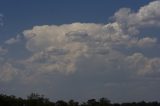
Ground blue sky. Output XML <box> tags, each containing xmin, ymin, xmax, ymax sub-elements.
<box><xmin>0</xmin><ymin>0</ymin><xmax>150</xmax><ymax>39</ymax></box>
<box><xmin>0</xmin><ymin>0</ymin><xmax>160</xmax><ymax>103</ymax></box>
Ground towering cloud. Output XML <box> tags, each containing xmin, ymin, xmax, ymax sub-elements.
<box><xmin>0</xmin><ymin>0</ymin><xmax>160</xmax><ymax>83</ymax></box>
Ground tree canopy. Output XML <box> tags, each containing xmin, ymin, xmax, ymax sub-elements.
<box><xmin>0</xmin><ymin>93</ymin><xmax>160</xmax><ymax>106</ymax></box>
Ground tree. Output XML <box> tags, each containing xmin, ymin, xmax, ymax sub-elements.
<box><xmin>27</xmin><ymin>93</ymin><xmax>52</xmax><ymax>106</ymax></box>
<box><xmin>87</xmin><ymin>99</ymin><xmax>98</xmax><ymax>106</ymax></box>
<box><xmin>68</xmin><ymin>100</ymin><xmax>79</xmax><ymax>106</ymax></box>
<box><xmin>55</xmin><ymin>100</ymin><xmax>68</xmax><ymax>106</ymax></box>
<box><xmin>99</xmin><ymin>98</ymin><xmax>111</xmax><ymax>106</ymax></box>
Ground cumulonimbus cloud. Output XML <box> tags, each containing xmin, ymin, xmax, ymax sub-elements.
<box><xmin>1</xmin><ymin>0</ymin><xmax>160</xmax><ymax>82</ymax></box>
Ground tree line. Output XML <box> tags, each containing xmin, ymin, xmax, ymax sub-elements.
<box><xmin>0</xmin><ymin>93</ymin><xmax>160</xmax><ymax>106</ymax></box>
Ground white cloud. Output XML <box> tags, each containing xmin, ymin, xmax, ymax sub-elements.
<box><xmin>21</xmin><ymin>22</ymin><xmax>159</xmax><ymax>77</ymax></box>
<box><xmin>23</xmin><ymin>42</ymin><xmax>88</xmax><ymax>74</ymax></box>
<box><xmin>113</xmin><ymin>0</ymin><xmax>160</xmax><ymax>37</ymax></box>
<box><xmin>126</xmin><ymin>53</ymin><xmax>160</xmax><ymax>76</ymax></box>
<box><xmin>23</xmin><ymin>23</ymin><xmax>102</xmax><ymax>52</ymax></box>
<box><xmin>22</xmin><ymin>23</ymin><xmax>99</xmax><ymax>74</ymax></box>
<box><xmin>137</xmin><ymin>0</ymin><xmax>160</xmax><ymax>26</ymax></box>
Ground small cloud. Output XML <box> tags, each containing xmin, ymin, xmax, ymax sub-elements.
<box><xmin>5</xmin><ymin>35</ymin><xmax>21</xmax><ymax>44</ymax></box>
<box><xmin>0</xmin><ymin>46</ymin><xmax>7</xmax><ymax>55</ymax></box>
<box><xmin>137</xmin><ymin>37</ymin><xmax>157</xmax><ymax>47</ymax></box>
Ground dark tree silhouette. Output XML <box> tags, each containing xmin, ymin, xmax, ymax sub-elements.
<box><xmin>87</xmin><ymin>99</ymin><xmax>98</xmax><ymax>106</ymax></box>
<box><xmin>68</xmin><ymin>100</ymin><xmax>79</xmax><ymax>106</ymax></box>
<box><xmin>55</xmin><ymin>100</ymin><xmax>68</xmax><ymax>106</ymax></box>
<box><xmin>99</xmin><ymin>98</ymin><xmax>111</xmax><ymax>106</ymax></box>
<box><xmin>0</xmin><ymin>93</ymin><xmax>160</xmax><ymax>106</ymax></box>
<box><xmin>27</xmin><ymin>93</ymin><xmax>54</xmax><ymax>106</ymax></box>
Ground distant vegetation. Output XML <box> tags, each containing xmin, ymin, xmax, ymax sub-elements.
<box><xmin>0</xmin><ymin>93</ymin><xmax>160</xmax><ymax>106</ymax></box>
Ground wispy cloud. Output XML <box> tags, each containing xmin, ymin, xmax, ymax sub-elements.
<box><xmin>5</xmin><ymin>35</ymin><xmax>21</xmax><ymax>45</ymax></box>
<box><xmin>0</xmin><ymin>14</ymin><xmax>4</xmax><ymax>27</ymax></box>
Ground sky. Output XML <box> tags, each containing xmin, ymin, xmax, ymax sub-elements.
<box><xmin>0</xmin><ymin>0</ymin><xmax>160</xmax><ymax>103</ymax></box>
